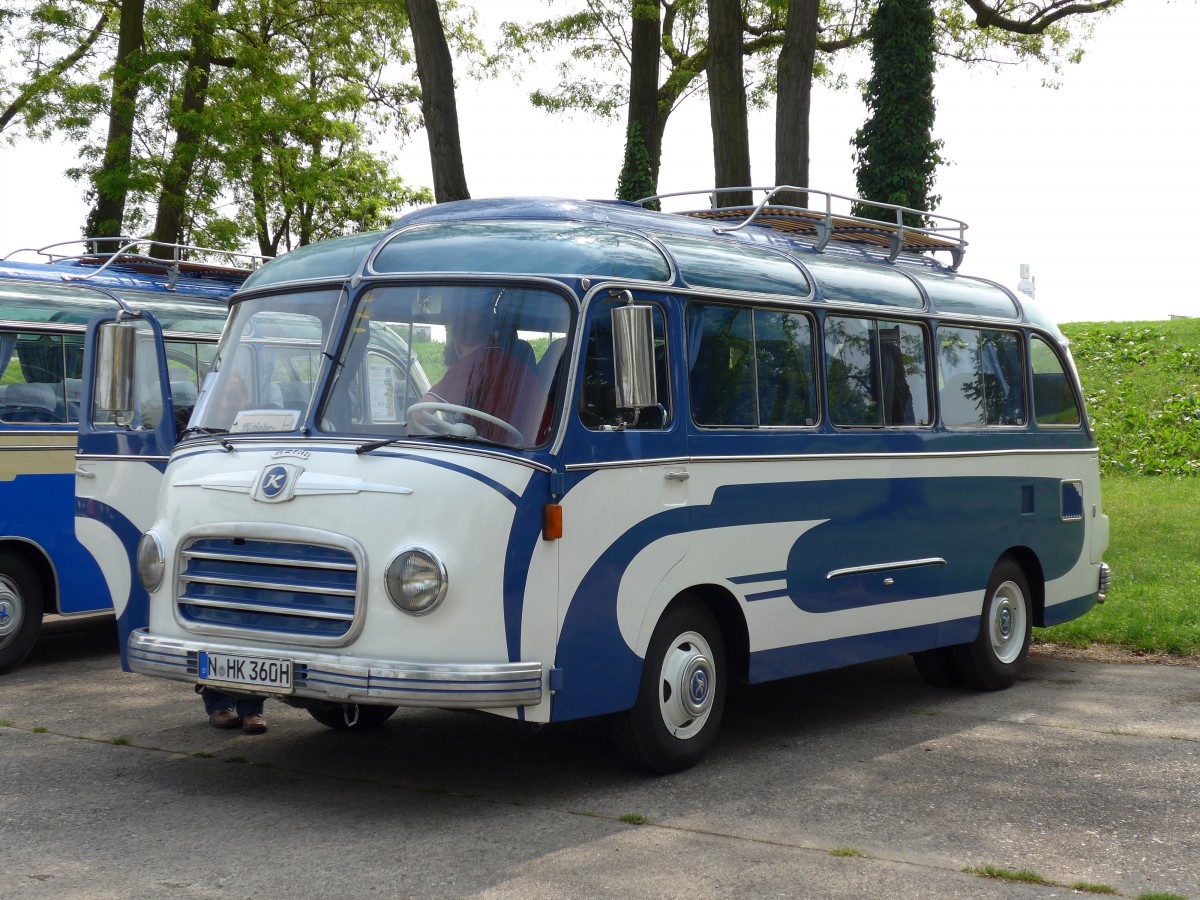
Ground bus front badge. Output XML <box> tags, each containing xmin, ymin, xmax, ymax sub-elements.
<box><xmin>253</xmin><ymin>463</ymin><xmax>302</xmax><ymax>503</ymax></box>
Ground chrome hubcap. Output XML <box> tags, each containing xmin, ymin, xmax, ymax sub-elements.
<box><xmin>658</xmin><ymin>630</ymin><xmax>716</xmax><ymax>740</ymax></box>
<box><xmin>0</xmin><ymin>577</ymin><xmax>21</xmax><ymax>642</ymax></box>
<box><xmin>988</xmin><ymin>580</ymin><xmax>1027</xmax><ymax>665</ymax></box>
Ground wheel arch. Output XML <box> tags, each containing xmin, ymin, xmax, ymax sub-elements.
<box><xmin>663</xmin><ymin>583</ymin><xmax>750</xmax><ymax>685</ymax></box>
<box><xmin>0</xmin><ymin>537</ymin><xmax>59</xmax><ymax>614</ymax></box>
<box><xmin>1000</xmin><ymin>546</ymin><xmax>1045</xmax><ymax>628</ymax></box>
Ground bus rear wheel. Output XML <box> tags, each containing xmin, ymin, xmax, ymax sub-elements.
<box><xmin>307</xmin><ymin>702</ymin><xmax>397</xmax><ymax>731</ymax></box>
<box><xmin>0</xmin><ymin>552</ymin><xmax>43</xmax><ymax>674</ymax></box>
<box><xmin>952</xmin><ymin>558</ymin><xmax>1032</xmax><ymax>691</ymax></box>
<box><xmin>617</xmin><ymin>598</ymin><xmax>726</xmax><ymax>774</ymax></box>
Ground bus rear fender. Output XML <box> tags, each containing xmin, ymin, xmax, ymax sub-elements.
<box><xmin>1000</xmin><ymin>546</ymin><xmax>1046</xmax><ymax>628</ymax></box>
<box><xmin>0</xmin><ymin>538</ymin><xmax>58</xmax><ymax>614</ymax></box>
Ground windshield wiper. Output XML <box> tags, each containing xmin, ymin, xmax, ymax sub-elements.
<box><xmin>355</xmin><ymin>436</ymin><xmax>406</xmax><ymax>455</ymax></box>
<box><xmin>357</xmin><ymin>429</ymin><xmax>507</xmax><ymax>454</ymax></box>
<box><xmin>181</xmin><ymin>426</ymin><xmax>235</xmax><ymax>452</ymax></box>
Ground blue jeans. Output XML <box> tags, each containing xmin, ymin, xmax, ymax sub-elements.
<box><xmin>199</xmin><ymin>686</ymin><xmax>264</xmax><ymax>718</ymax></box>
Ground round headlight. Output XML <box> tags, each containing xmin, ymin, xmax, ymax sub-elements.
<box><xmin>136</xmin><ymin>531</ymin><xmax>165</xmax><ymax>592</ymax></box>
<box><xmin>384</xmin><ymin>547</ymin><xmax>447</xmax><ymax>615</ymax></box>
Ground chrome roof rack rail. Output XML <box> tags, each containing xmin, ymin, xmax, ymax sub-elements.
<box><xmin>636</xmin><ymin>186</ymin><xmax>968</xmax><ymax>270</ymax></box>
<box><xmin>3</xmin><ymin>236</ymin><xmax>268</xmax><ymax>289</ymax></box>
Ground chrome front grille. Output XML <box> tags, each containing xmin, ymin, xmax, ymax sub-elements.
<box><xmin>177</xmin><ymin>536</ymin><xmax>361</xmax><ymax>643</ymax></box>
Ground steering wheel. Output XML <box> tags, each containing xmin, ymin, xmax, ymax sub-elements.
<box><xmin>406</xmin><ymin>401</ymin><xmax>524</xmax><ymax>444</ymax></box>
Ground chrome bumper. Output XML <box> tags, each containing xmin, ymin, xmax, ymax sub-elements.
<box><xmin>127</xmin><ymin>628</ymin><xmax>543</xmax><ymax>708</ymax></box>
<box><xmin>1098</xmin><ymin>562</ymin><xmax>1112</xmax><ymax>604</ymax></box>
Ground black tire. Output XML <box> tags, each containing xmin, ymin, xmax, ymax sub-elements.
<box><xmin>952</xmin><ymin>558</ymin><xmax>1033</xmax><ymax>691</ymax></box>
<box><xmin>307</xmin><ymin>702</ymin><xmax>397</xmax><ymax>730</ymax></box>
<box><xmin>0</xmin><ymin>551</ymin><xmax>43</xmax><ymax>675</ymax></box>
<box><xmin>912</xmin><ymin>647</ymin><xmax>963</xmax><ymax>688</ymax></box>
<box><xmin>616</xmin><ymin>598</ymin><xmax>727</xmax><ymax>774</ymax></box>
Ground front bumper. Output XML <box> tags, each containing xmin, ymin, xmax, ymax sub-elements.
<box><xmin>127</xmin><ymin>628</ymin><xmax>543</xmax><ymax>709</ymax></box>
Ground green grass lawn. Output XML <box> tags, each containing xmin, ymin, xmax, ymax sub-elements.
<box><xmin>1036</xmin><ymin>319</ymin><xmax>1199</xmax><ymax>658</ymax></box>
<box><xmin>1036</xmin><ymin>475</ymin><xmax>1200</xmax><ymax>656</ymax></box>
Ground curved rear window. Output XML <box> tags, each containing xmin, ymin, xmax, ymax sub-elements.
<box><xmin>372</xmin><ymin>222</ymin><xmax>671</xmax><ymax>281</ymax></box>
<box><xmin>801</xmin><ymin>255</ymin><xmax>924</xmax><ymax>309</ymax></box>
<box><xmin>658</xmin><ymin>234</ymin><xmax>811</xmax><ymax>298</ymax></box>
<box><xmin>914</xmin><ymin>272</ymin><xmax>1019</xmax><ymax>319</ymax></box>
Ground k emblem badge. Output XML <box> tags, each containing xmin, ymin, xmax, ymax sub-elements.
<box><xmin>253</xmin><ymin>463</ymin><xmax>302</xmax><ymax>503</ymax></box>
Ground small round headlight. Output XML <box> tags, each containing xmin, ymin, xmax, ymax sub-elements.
<box><xmin>136</xmin><ymin>531</ymin><xmax>165</xmax><ymax>592</ymax></box>
<box><xmin>384</xmin><ymin>547</ymin><xmax>447</xmax><ymax>615</ymax></box>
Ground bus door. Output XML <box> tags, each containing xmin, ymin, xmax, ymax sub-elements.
<box><xmin>75</xmin><ymin>311</ymin><xmax>176</xmax><ymax>669</ymax></box>
<box><xmin>552</xmin><ymin>292</ymin><xmax>688</xmax><ymax>721</ymax></box>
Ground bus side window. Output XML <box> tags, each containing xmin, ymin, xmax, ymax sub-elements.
<box><xmin>938</xmin><ymin>326</ymin><xmax>1026</xmax><ymax>427</ymax></box>
<box><xmin>755</xmin><ymin>310</ymin><xmax>817</xmax><ymax>427</ymax></box>
<box><xmin>688</xmin><ymin>304</ymin><xmax>755</xmax><ymax>427</ymax></box>
<box><xmin>1031</xmin><ymin>336</ymin><xmax>1082</xmax><ymax>426</ymax></box>
<box><xmin>824</xmin><ymin>316</ymin><xmax>930</xmax><ymax>428</ymax></box>
<box><xmin>0</xmin><ymin>331</ymin><xmax>76</xmax><ymax>425</ymax></box>
<box><xmin>580</xmin><ymin>300</ymin><xmax>669</xmax><ymax>430</ymax></box>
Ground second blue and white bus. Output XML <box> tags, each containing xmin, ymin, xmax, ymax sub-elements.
<box><xmin>0</xmin><ymin>240</ymin><xmax>250</xmax><ymax>672</ymax></box>
<box><xmin>80</xmin><ymin>190</ymin><xmax>1110</xmax><ymax>772</ymax></box>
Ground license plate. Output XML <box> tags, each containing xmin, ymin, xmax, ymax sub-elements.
<box><xmin>199</xmin><ymin>651</ymin><xmax>293</xmax><ymax>693</ymax></box>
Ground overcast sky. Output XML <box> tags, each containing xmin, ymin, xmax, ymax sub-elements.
<box><xmin>2</xmin><ymin>0</ymin><xmax>1197</xmax><ymax>324</ymax></box>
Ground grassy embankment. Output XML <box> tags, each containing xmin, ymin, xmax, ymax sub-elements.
<box><xmin>1036</xmin><ymin>318</ymin><xmax>1200</xmax><ymax>656</ymax></box>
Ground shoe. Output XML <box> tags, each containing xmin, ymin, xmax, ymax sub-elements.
<box><xmin>209</xmin><ymin>708</ymin><xmax>241</xmax><ymax>729</ymax></box>
<box><xmin>241</xmin><ymin>713</ymin><xmax>268</xmax><ymax>734</ymax></box>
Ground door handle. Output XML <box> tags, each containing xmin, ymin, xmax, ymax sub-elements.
<box><xmin>75</xmin><ymin>467</ymin><xmax>95</xmax><ymax>478</ymax></box>
<box><xmin>664</xmin><ymin>470</ymin><xmax>689</xmax><ymax>481</ymax></box>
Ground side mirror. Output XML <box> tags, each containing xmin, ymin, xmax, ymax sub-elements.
<box><xmin>95</xmin><ymin>321</ymin><xmax>137</xmax><ymax>415</ymax></box>
<box><xmin>611</xmin><ymin>303</ymin><xmax>657</xmax><ymax>409</ymax></box>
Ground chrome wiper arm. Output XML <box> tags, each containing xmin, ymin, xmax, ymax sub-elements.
<box><xmin>355</xmin><ymin>436</ymin><xmax>405</xmax><ymax>455</ymax></box>
<box><xmin>180</xmin><ymin>426</ymin><xmax>235</xmax><ymax>452</ymax></box>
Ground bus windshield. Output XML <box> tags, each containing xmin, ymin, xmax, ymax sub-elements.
<box><xmin>321</xmin><ymin>284</ymin><xmax>571</xmax><ymax>449</ymax></box>
<box><xmin>191</xmin><ymin>288</ymin><xmax>342</xmax><ymax>434</ymax></box>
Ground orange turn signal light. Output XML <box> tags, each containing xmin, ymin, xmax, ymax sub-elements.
<box><xmin>543</xmin><ymin>503</ymin><xmax>563</xmax><ymax>541</ymax></box>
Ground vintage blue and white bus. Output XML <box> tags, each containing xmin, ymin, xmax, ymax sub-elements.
<box><xmin>82</xmin><ymin>191</ymin><xmax>1110</xmax><ymax>772</ymax></box>
<box><xmin>0</xmin><ymin>240</ymin><xmax>251</xmax><ymax>671</ymax></box>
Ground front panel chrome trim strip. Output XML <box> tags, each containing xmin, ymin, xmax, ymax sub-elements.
<box><xmin>127</xmin><ymin>629</ymin><xmax>543</xmax><ymax>708</ymax></box>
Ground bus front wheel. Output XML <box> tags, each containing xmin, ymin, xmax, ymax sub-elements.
<box><xmin>617</xmin><ymin>598</ymin><xmax>727</xmax><ymax>774</ymax></box>
<box><xmin>0</xmin><ymin>551</ymin><xmax>43</xmax><ymax>674</ymax></box>
<box><xmin>307</xmin><ymin>702</ymin><xmax>397</xmax><ymax>731</ymax></box>
<box><xmin>953</xmin><ymin>558</ymin><xmax>1032</xmax><ymax>691</ymax></box>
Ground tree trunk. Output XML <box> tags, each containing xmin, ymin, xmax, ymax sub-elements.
<box><xmin>618</xmin><ymin>0</ymin><xmax>662</xmax><ymax>203</ymax></box>
<box><xmin>150</xmin><ymin>0</ymin><xmax>220</xmax><ymax>256</ymax></box>
<box><xmin>706</xmin><ymin>0</ymin><xmax>751</xmax><ymax>208</ymax></box>
<box><xmin>774</xmin><ymin>0</ymin><xmax>819</xmax><ymax>209</ymax></box>
<box><xmin>405</xmin><ymin>0</ymin><xmax>469</xmax><ymax>203</ymax></box>
<box><xmin>86</xmin><ymin>0</ymin><xmax>146</xmax><ymax>240</ymax></box>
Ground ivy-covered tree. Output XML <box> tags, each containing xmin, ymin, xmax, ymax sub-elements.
<box><xmin>851</xmin><ymin>0</ymin><xmax>942</xmax><ymax>225</ymax></box>
<box><xmin>616</xmin><ymin>0</ymin><xmax>662</xmax><ymax>203</ymax></box>
<box><xmin>851</xmin><ymin>0</ymin><xmax>1120</xmax><ymax>224</ymax></box>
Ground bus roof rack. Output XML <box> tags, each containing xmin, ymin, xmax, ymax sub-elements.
<box><xmin>637</xmin><ymin>186</ymin><xmax>968</xmax><ymax>270</ymax></box>
<box><xmin>2</xmin><ymin>236</ymin><xmax>268</xmax><ymax>288</ymax></box>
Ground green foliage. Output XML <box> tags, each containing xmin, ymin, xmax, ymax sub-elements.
<box><xmin>616</xmin><ymin>121</ymin><xmax>657</xmax><ymax>204</ymax></box>
<box><xmin>1064</xmin><ymin>319</ymin><xmax>1200</xmax><ymax>477</ymax></box>
<box><xmin>852</xmin><ymin>0</ymin><xmax>942</xmax><ymax>224</ymax></box>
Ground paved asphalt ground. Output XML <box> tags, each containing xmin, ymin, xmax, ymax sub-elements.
<box><xmin>2</xmin><ymin>616</ymin><xmax>1197</xmax><ymax>900</ymax></box>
